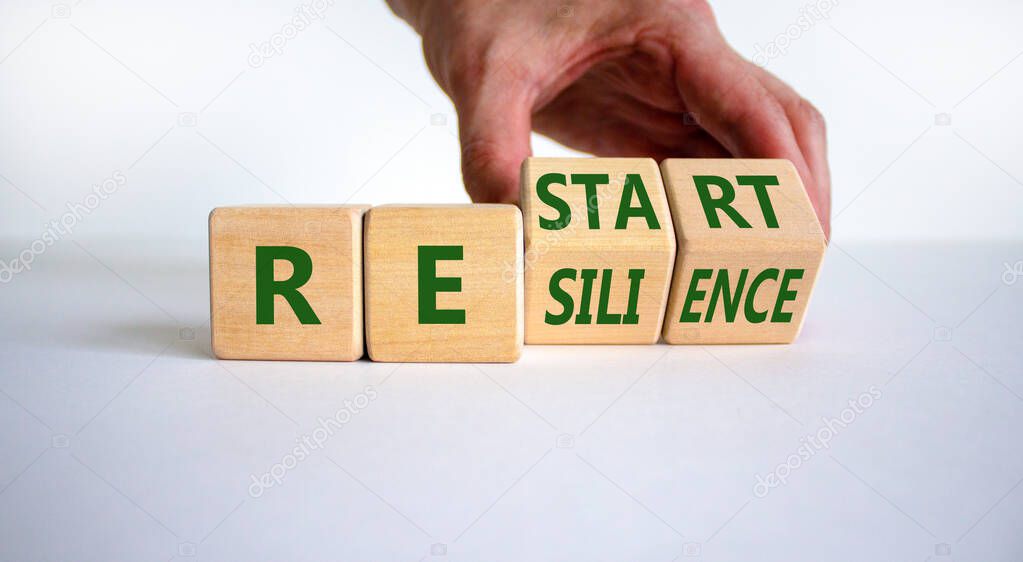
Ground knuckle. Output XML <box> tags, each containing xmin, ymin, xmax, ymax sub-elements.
<box><xmin>448</xmin><ymin>39</ymin><xmax>527</xmax><ymax>96</ymax></box>
<box><xmin>794</xmin><ymin>98</ymin><xmax>826</xmax><ymax>132</ymax></box>
<box><xmin>719</xmin><ymin>76</ymin><xmax>784</xmax><ymax>128</ymax></box>
<box><xmin>679</xmin><ymin>0</ymin><xmax>713</xmax><ymax>17</ymax></box>
<box><xmin>657</xmin><ymin>0</ymin><xmax>715</xmax><ymax>24</ymax></box>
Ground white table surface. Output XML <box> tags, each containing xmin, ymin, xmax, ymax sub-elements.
<box><xmin>1</xmin><ymin>238</ymin><xmax>1021</xmax><ymax>561</ymax></box>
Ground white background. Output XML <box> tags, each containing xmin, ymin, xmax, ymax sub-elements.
<box><xmin>1</xmin><ymin>1</ymin><xmax>1022</xmax><ymax>561</ymax></box>
<box><xmin>0</xmin><ymin>0</ymin><xmax>1021</xmax><ymax>244</ymax></box>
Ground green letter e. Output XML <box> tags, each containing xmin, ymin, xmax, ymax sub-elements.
<box><xmin>418</xmin><ymin>245</ymin><xmax>466</xmax><ymax>324</ymax></box>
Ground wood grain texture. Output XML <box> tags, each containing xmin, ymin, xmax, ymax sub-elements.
<box><xmin>520</xmin><ymin>158</ymin><xmax>676</xmax><ymax>344</ymax></box>
<box><xmin>364</xmin><ymin>205</ymin><xmax>523</xmax><ymax>363</ymax></box>
<box><xmin>660</xmin><ymin>159</ymin><xmax>826</xmax><ymax>344</ymax></box>
<box><xmin>209</xmin><ymin>205</ymin><xmax>367</xmax><ymax>361</ymax></box>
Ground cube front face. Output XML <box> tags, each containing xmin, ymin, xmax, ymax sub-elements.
<box><xmin>660</xmin><ymin>159</ymin><xmax>826</xmax><ymax>344</ymax></box>
<box><xmin>364</xmin><ymin>205</ymin><xmax>523</xmax><ymax>362</ymax></box>
<box><xmin>521</xmin><ymin>158</ymin><xmax>676</xmax><ymax>344</ymax></box>
<box><xmin>209</xmin><ymin>206</ymin><xmax>366</xmax><ymax>361</ymax></box>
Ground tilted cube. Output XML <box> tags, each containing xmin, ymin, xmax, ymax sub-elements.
<box><xmin>660</xmin><ymin>159</ymin><xmax>826</xmax><ymax>344</ymax></box>
<box><xmin>520</xmin><ymin>158</ymin><xmax>676</xmax><ymax>344</ymax></box>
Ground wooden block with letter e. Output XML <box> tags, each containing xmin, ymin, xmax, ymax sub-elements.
<box><xmin>363</xmin><ymin>205</ymin><xmax>523</xmax><ymax>362</ymax></box>
<box><xmin>520</xmin><ymin>157</ymin><xmax>676</xmax><ymax>344</ymax></box>
<box><xmin>209</xmin><ymin>205</ymin><xmax>367</xmax><ymax>361</ymax></box>
<box><xmin>660</xmin><ymin>159</ymin><xmax>826</xmax><ymax>344</ymax></box>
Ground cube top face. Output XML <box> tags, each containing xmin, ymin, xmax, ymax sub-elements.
<box><xmin>520</xmin><ymin>158</ymin><xmax>676</xmax><ymax>344</ymax></box>
<box><xmin>660</xmin><ymin>160</ymin><xmax>825</xmax><ymax>344</ymax></box>
<box><xmin>209</xmin><ymin>206</ymin><xmax>366</xmax><ymax>361</ymax></box>
<box><xmin>364</xmin><ymin>205</ymin><xmax>523</xmax><ymax>363</ymax></box>
<box><xmin>660</xmin><ymin>159</ymin><xmax>825</xmax><ymax>251</ymax></box>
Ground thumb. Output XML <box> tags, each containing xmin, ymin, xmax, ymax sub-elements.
<box><xmin>457</xmin><ymin>80</ymin><xmax>534</xmax><ymax>204</ymax></box>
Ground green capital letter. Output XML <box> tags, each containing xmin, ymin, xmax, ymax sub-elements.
<box><xmin>679</xmin><ymin>269</ymin><xmax>713</xmax><ymax>323</ymax></box>
<box><xmin>537</xmin><ymin>173</ymin><xmax>571</xmax><ymax>230</ymax></box>
<box><xmin>255</xmin><ymin>246</ymin><xmax>321</xmax><ymax>325</ymax></box>
<box><xmin>596</xmin><ymin>269</ymin><xmax>621</xmax><ymax>325</ymax></box>
<box><xmin>571</xmin><ymin>174</ymin><xmax>609</xmax><ymax>229</ymax></box>
<box><xmin>693</xmin><ymin>175</ymin><xmax>751</xmax><ymax>228</ymax></box>
<box><xmin>418</xmin><ymin>245</ymin><xmax>465</xmax><ymax>324</ymax></box>
<box><xmin>745</xmin><ymin>268</ymin><xmax>779</xmax><ymax>324</ymax></box>
<box><xmin>623</xmin><ymin>269</ymin><xmax>645</xmax><ymax>325</ymax></box>
<box><xmin>575</xmin><ymin>268</ymin><xmax>598</xmax><ymax>324</ymax></box>
<box><xmin>705</xmin><ymin>269</ymin><xmax>749</xmax><ymax>323</ymax></box>
<box><xmin>771</xmin><ymin>269</ymin><xmax>804</xmax><ymax>322</ymax></box>
<box><xmin>736</xmin><ymin>175</ymin><xmax>780</xmax><ymax>228</ymax></box>
<box><xmin>615</xmin><ymin>174</ymin><xmax>660</xmax><ymax>230</ymax></box>
<box><xmin>545</xmin><ymin>268</ymin><xmax>576</xmax><ymax>325</ymax></box>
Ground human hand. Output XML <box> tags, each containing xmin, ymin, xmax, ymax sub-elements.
<box><xmin>387</xmin><ymin>0</ymin><xmax>831</xmax><ymax>237</ymax></box>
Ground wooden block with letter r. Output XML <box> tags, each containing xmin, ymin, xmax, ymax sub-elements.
<box><xmin>209</xmin><ymin>205</ymin><xmax>367</xmax><ymax>361</ymax></box>
<box><xmin>364</xmin><ymin>205</ymin><xmax>523</xmax><ymax>362</ymax></box>
<box><xmin>660</xmin><ymin>159</ymin><xmax>826</xmax><ymax>344</ymax></box>
<box><xmin>520</xmin><ymin>157</ymin><xmax>676</xmax><ymax>344</ymax></box>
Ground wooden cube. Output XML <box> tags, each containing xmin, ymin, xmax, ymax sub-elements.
<box><xmin>520</xmin><ymin>158</ymin><xmax>676</xmax><ymax>344</ymax></box>
<box><xmin>209</xmin><ymin>206</ymin><xmax>367</xmax><ymax>361</ymax></box>
<box><xmin>660</xmin><ymin>159</ymin><xmax>826</xmax><ymax>344</ymax></box>
<box><xmin>364</xmin><ymin>205</ymin><xmax>523</xmax><ymax>362</ymax></box>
